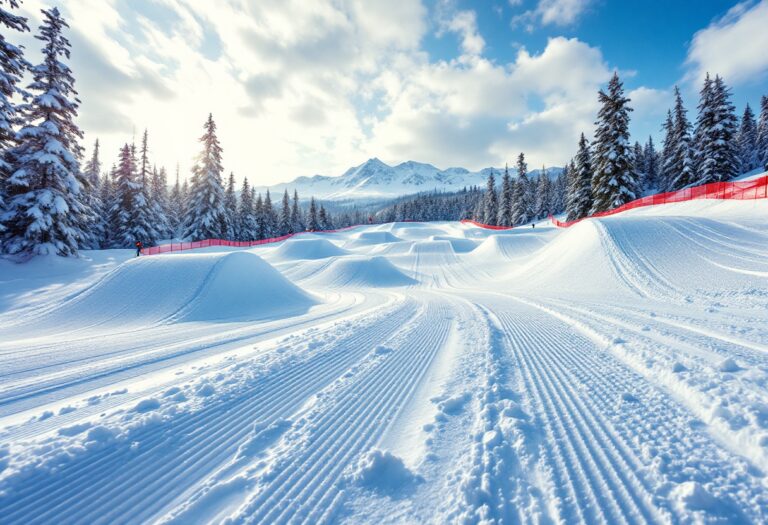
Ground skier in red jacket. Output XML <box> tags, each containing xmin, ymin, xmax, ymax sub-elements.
<box><xmin>135</xmin><ymin>241</ymin><xmax>143</xmax><ymax>257</ymax></box>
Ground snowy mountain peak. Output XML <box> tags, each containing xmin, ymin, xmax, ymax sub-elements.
<box><xmin>257</xmin><ymin>159</ymin><xmax>563</xmax><ymax>201</ymax></box>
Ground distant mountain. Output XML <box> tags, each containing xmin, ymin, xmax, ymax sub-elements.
<box><xmin>255</xmin><ymin>158</ymin><xmax>563</xmax><ymax>201</ymax></box>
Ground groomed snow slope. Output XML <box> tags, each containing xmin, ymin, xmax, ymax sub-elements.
<box><xmin>1</xmin><ymin>204</ymin><xmax>767</xmax><ymax>525</ymax></box>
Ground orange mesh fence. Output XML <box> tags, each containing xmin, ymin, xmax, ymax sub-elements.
<box><xmin>550</xmin><ymin>175</ymin><xmax>768</xmax><ymax>228</ymax></box>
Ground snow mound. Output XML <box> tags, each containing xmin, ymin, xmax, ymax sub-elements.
<box><xmin>309</xmin><ymin>256</ymin><xmax>416</xmax><ymax>287</ymax></box>
<box><xmin>352</xmin><ymin>449</ymin><xmax>423</xmax><ymax>495</ymax></box>
<box><xmin>27</xmin><ymin>252</ymin><xmax>316</xmax><ymax>328</ymax></box>
<box><xmin>408</xmin><ymin>240</ymin><xmax>455</xmax><ymax>256</ymax></box>
<box><xmin>272</xmin><ymin>238</ymin><xmax>347</xmax><ymax>260</ymax></box>
<box><xmin>344</xmin><ymin>231</ymin><xmax>402</xmax><ymax>249</ymax></box>
<box><xmin>428</xmin><ymin>235</ymin><xmax>478</xmax><ymax>253</ymax></box>
<box><xmin>472</xmin><ymin>234</ymin><xmax>545</xmax><ymax>260</ymax></box>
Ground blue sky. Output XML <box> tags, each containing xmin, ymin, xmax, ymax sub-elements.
<box><xmin>13</xmin><ymin>0</ymin><xmax>768</xmax><ymax>185</ymax></box>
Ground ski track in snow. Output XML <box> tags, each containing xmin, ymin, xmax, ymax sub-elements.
<box><xmin>1</xmin><ymin>202</ymin><xmax>768</xmax><ymax>524</ymax></box>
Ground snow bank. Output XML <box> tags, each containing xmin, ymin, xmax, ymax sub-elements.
<box><xmin>271</xmin><ymin>238</ymin><xmax>347</xmax><ymax>260</ymax></box>
<box><xmin>428</xmin><ymin>235</ymin><xmax>478</xmax><ymax>253</ymax></box>
<box><xmin>13</xmin><ymin>252</ymin><xmax>316</xmax><ymax>330</ymax></box>
<box><xmin>309</xmin><ymin>256</ymin><xmax>416</xmax><ymax>288</ymax></box>
<box><xmin>471</xmin><ymin>233</ymin><xmax>545</xmax><ymax>261</ymax></box>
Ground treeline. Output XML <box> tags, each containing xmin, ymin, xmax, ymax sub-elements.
<box><xmin>563</xmin><ymin>73</ymin><xmax>768</xmax><ymax>222</ymax></box>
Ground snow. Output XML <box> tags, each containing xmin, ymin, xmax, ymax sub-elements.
<box><xmin>1</xmin><ymin>200</ymin><xmax>767</xmax><ymax>524</ymax></box>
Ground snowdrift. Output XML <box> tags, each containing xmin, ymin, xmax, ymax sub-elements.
<box><xmin>308</xmin><ymin>256</ymin><xmax>417</xmax><ymax>287</ymax></box>
<box><xmin>471</xmin><ymin>234</ymin><xmax>546</xmax><ymax>260</ymax></box>
<box><xmin>428</xmin><ymin>235</ymin><xmax>478</xmax><ymax>253</ymax></box>
<box><xmin>15</xmin><ymin>252</ymin><xmax>316</xmax><ymax>330</ymax></box>
<box><xmin>272</xmin><ymin>238</ymin><xmax>347</xmax><ymax>260</ymax></box>
<box><xmin>510</xmin><ymin>216</ymin><xmax>768</xmax><ymax>301</ymax></box>
<box><xmin>344</xmin><ymin>231</ymin><xmax>402</xmax><ymax>249</ymax></box>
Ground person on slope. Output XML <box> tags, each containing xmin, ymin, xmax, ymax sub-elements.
<box><xmin>135</xmin><ymin>241</ymin><xmax>143</xmax><ymax>257</ymax></box>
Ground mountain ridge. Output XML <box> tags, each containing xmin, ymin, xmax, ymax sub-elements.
<box><xmin>255</xmin><ymin>158</ymin><xmax>563</xmax><ymax>201</ymax></box>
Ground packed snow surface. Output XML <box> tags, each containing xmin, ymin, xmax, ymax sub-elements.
<box><xmin>1</xmin><ymin>199</ymin><xmax>768</xmax><ymax>524</ymax></box>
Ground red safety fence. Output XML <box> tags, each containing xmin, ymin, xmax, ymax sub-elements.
<box><xmin>549</xmin><ymin>174</ymin><xmax>768</xmax><ymax>228</ymax></box>
<box><xmin>140</xmin><ymin>224</ymin><xmax>365</xmax><ymax>256</ymax></box>
<box><xmin>460</xmin><ymin>219</ymin><xmax>513</xmax><ymax>230</ymax></box>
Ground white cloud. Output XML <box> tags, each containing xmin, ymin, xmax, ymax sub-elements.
<box><xmin>368</xmin><ymin>37</ymin><xmax>611</xmax><ymax>169</ymax></box>
<box><xmin>440</xmin><ymin>8</ymin><xmax>485</xmax><ymax>56</ymax></box>
<box><xmin>512</xmin><ymin>0</ymin><xmax>593</xmax><ymax>30</ymax></box>
<box><xmin>685</xmin><ymin>0</ymin><xmax>768</xmax><ymax>87</ymax></box>
<box><xmin>12</xmin><ymin>0</ymin><xmax>651</xmax><ymax>186</ymax></box>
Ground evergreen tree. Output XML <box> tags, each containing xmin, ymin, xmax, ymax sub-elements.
<box><xmin>590</xmin><ymin>72</ymin><xmax>637</xmax><ymax>213</ymax></box>
<box><xmin>758</xmin><ymin>96</ymin><xmax>768</xmax><ymax>171</ymax></box>
<box><xmin>183</xmin><ymin>114</ymin><xmax>227</xmax><ymax>240</ymax></box>
<box><xmin>111</xmin><ymin>143</ymin><xmax>153</xmax><ymax>247</ymax></box>
<box><xmin>150</xmin><ymin>166</ymin><xmax>171</xmax><ymax>239</ymax></box>
<box><xmin>694</xmin><ymin>75</ymin><xmax>739</xmax><ymax>183</ymax></box>
<box><xmin>168</xmin><ymin>165</ymin><xmax>182</xmax><ymax>236</ymax></box>
<box><xmin>0</xmin><ymin>0</ymin><xmax>30</xmax><ymax>238</ymax></box>
<box><xmin>223</xmin><ymin>171</ymin><xmax>237</xmax><ymax>239</ymax></box>
<box><xmin>497</xmin><ymin>164</ymin><xmax>513</xmax><ymax>226</ymax></box>
<box><xmin>632</xmin><ymin>141</ymin><xmax>645</xmax><ymax>191</ymax></box>
<box><xmin>307</xmin><ymin>197</ymin><xmax>319</xmax><ymax>231</ymax></box>
<box><xmin>318</xmin><ymin>204</ymin><xmax>331</xmax><ymax>230</ymax></box>
<box><xmin>134</xmin><ymin>133</ymin><xmax>158</xmax><ymax>244</ymax></box>
<box><xmin>482</xmin><ymin>171</ymin><xmax>497</xmax><ymax>225</ymax></box>
<box><xmin>99</xmin><ymin>164</ymin><xmax>116</xmax><ymax>246</ymax></box>
<box><xmin>280</xmin><ymin>189</ymin><xmax>291</xmax><ymax>234</ymax></box>
<box><xmin>660</xmin><ymin>109</ymin><xmax>675</xmax><ymax>191</ymax></box>
<box><xmin>566</xmin><ymin>133</ymin><xmax>593</xmax><ymax>221</ymax></box>
<box><xmin>511</xmin><ymin>152</ymin><xmax>532</xmax><ymax>225</ymax></box>
<box><xmin>263</xmin><ymin>189</ymin><xmax>277</xmax><ymax>237</ymax></box>
<box><xmin>737</xmin><ymin>103</ymin><xmax>758</xmax><ymax>172</ymax></box>
<box><xmin>643</xmin><ymin>136</ymin><xmax>659</xmax><ymax>191</ymax></box>
<box><xmin>290</xmin><ymin>189</ymin><xmax>303</xmax><ymax>232</ymax></box>
<box><xmin>535</xmin><ymin>168</ymin><xmax>552</xmax><ymax>219</ymax></box>
<box><xmin>254</xmin><ymin>193</ymin><xmax>265</xmax><ymax>239</ymax></box>
<box><xmin>2</xmin><ymin>8</ymin><xmax>89</xmax><ymax>257</ymax></box>
<box><xmin>81</xmin><ymin>139</ymin><xmax>105</xmax><ymax>247</ymax></box>
<box><xmin>237</xmin><ymin>177</ymin><xmax>257</xmax><ymax>241</ymax></box>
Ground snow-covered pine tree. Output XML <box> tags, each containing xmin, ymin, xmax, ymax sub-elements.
<box><xmin>183</xmin><ymin>114</ymin><xmax>227</xmax><ymax>241</ymax></box>
<box><xmin>80</xmin><ymin>139</ymin><xmax>105</xmax><ymax>247</ymax></box>
<box><xmin>167</xmin><ymin>165</ymin><xmax>182</xmax><ymax>236</ymax></box>
<box><xmin>566</xmin><ymin>133</ymin><xmax>593</xmax><ymax>221</ymax></box>
<box><xmin>254</xmin><ymin>193</ymin><xmax>265</xmax><ymax>239</ymax></box>
<box><xmin>307</xmin><ymin>197</ymin><xmax>319</xmax><ymax>231</ymax></box>
<box><xmin>643</xmin><ymin>136</ymin><xmax>659</xmax><ymax>191</ymax></box>
<box><xmin>483</xmin><ymin>171</ymin><xmax>497</xmax><ymax>225</ymax></box>
<box><xmin>632</xmin><ymin>141</ymin><xmax>645</xmax><ymax>191</ymax></box>
<box><xmin>318</xmin><ymin>204</ymin><xmax>331</xmax><ymax>230</ymax></box>
<box><xmin>237</xmin><ymin>177</ymin><xmax>257</xmax><ymax>241</ymax></box>
<box><xmin>3</xmin><ymin>7</ymin><xmax>90</xmax><ymax>257</ymax></box>
<box><xmin>290</xmin><ymin>189</ymin><xmax>303</xmax><ymax>232</ymax></box>
<box><xmin>263</xmin><ymin>189</ymin><xmax>277</xmax><ymax>238</ymax></box>
<box><xmin>280</xmin><ymin>189</ymin><xmax>291</xmax><ymax>234</ymax></box>
<box><xmin>694</xmin><ymin>75</ymin><xmax>739</xmax><ymax>183</ymax></box>
<box><xmin>736</xmin><ymin>103</ymin><xmax>758</xmax><ymax>172</ymax></box>
<box><xmin>132</xmin><ymin>137</ymin><xmax>158</xmax><ymax>245</ymax></box>
<box><xmin>497</xmin><ymin>164</ymin><xmax>513</xmax><ymax>226</ymax></box>
<box><xmin>511</xmin><ymin>152</ymin><xmax>533</xmax><ymax>225</ymax></box>
<box><xmin>590</xmin><ymin>72</ymin><xmax>637</xmax><ymax>213</ymax></box>
<box><xmin>151</xmin><ymin>166</ymin><xmax>171</xmax><ymax>239</ymax></box>
<box><xmin>0</xmin><ymin>0</ymin><xmax>30</xmax><ymax>239</ymax></box>
<box><xmin>660</xmin><ymin>109</ymin><xmax>675</xmax><ymax>191</ymax></box>
<box><xmin>111</xmin><ymin>144</ymin><xmax>146</xmax><ymax>247</ymax></box>
<box><xmin>757</xmin><ymin>96</ymin><xmax>768</xmax><ymax>171</ymax></box>
<box><xmin>223</xmin><ymin>171</ymin><xmax>237</xmax><ymax>239</ymax></box>
<box><xmin>98</xmin><ymin>163</ymin><xmax>115</xmax><ymax>246</ymax></box>
<box><xmin>535</xmin><ymin>167</ymin><xmax>552</xmax><ymax>219</ymax></box>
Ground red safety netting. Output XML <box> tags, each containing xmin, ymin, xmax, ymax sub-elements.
<box><xmin>549</xmin><ymin>174</ymin><xmax>768</xmax><ymax>228</ymax></box>
<box><xmin>141</xmin><ymin>224</ymin><xmax>366</xmax><ymax>256</ymax></box>
<box><xmin>460</xmin><ymin>219</ymin><xmax>513</xmax><ymax>230</ymax></box>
